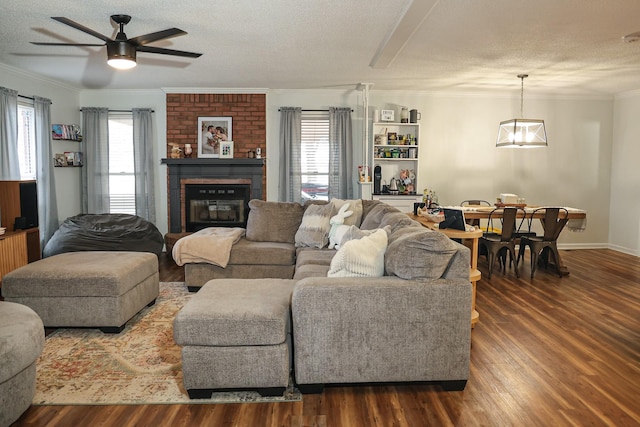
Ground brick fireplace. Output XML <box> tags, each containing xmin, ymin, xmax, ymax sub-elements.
<box><xmin>162</xmin><ymin>158</ymin><xmax>265</xmax><ymax>233</ymax></box>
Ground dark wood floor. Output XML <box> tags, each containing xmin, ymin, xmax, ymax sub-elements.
<box><xmin>12</xmin><ymin>249</ymin><xmax>640</xmax><ymax>427</ymax></box>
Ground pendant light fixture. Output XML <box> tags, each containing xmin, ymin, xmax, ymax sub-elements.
<box><xmin>496</xmin><ymin>74</ymin><xmax>547</xmax><ymax>148</ymax></box>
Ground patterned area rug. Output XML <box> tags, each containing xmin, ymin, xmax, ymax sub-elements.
<box><xmin>33</xmin><ymin>282</ymin><xmax>301</xmax><ymax>405</ymax></box>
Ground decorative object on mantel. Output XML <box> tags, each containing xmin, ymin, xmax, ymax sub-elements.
<box><xmin>169</xmin><ymin>144</ymin><xmax>182</xmax><ymax>159</ymax></box>
<box><xmin>197</xmin><ymin>117</ymin><xmax>232</xmax><ymax>158</ymax></box>
<box><xmin>220</xmin><ymin>141</ymin><xmax>234</xmax><ymax>159</ymax></box>
<box><xmin>183</xmin><ymin>144</ymin><xmax>193</xmax><ymax>158</ymax></box>
<box><xmin>496</xmin><ymin>74</ymin><xmax>548</xmax><ymax>148</ymax></box>
<box><xmin>255</xmin><ymin>147</ymin><xmax>262</xmax><ymax>159</ymax></box>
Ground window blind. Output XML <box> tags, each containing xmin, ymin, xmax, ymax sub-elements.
<box><xmin>300</xmin><ymin>111</ymin><xmax>329</xmax><ymax>200</ymax></box>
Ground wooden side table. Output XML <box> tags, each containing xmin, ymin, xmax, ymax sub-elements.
<box><xmin>407</xmin><ymin>214</ymin><xmax>482</xmax><ymax>327</ymax></box>
<box><xmin>0</xmin><ymin>230</ymin><xmax>28</xmax><ymax>285</ymax></box>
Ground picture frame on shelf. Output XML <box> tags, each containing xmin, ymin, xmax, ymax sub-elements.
<box><xmin>220</xmin><ymin>140</ymin><xmax>234</xmax><ymax>159</ymax></box>
<box><xmin>54</xmin><ymin>153</ymin><xmax>66</xmax><ymax>167</ymax></box>
<box><xmin>197</xmin><ymin>116</ymin><xmax>232</xmax><ymax>158</ymax></box>
<box><xmin>380</xmin><ymin>109</ymin><xmax>395</xmax><ymax>122</ymax></box>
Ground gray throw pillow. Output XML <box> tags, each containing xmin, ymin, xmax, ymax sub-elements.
<box><xmin>330</xmin><ymin>198</ymin><xmax>363</xmax><ymax>227</ymax></box>
<box><xmin>385</xmin><ymin>228</ymin><xmax>458</xmax><ymax>279</ymax></box>
<box><xmin>246</xmin><ymin>199</ymin><xmax>305</xmax><ymax>243</ymax></box>
<box><xmin>295</xmin><ymin>203</ymin><xmax>333</xmax><ymax>248</ymax></box>
<box><xmin>379</xmin><ymin>211</ymin><xmax>422</xmax><ymax>234</ymax></box>
<box><xmin>360</xmin><ymin>203</ymin><xmax>400</xmax><ymax>230</ymax></box>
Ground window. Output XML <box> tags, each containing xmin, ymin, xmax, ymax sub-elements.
<box><xmin>108</xmin><ymin>112</ymin><xmax>136</xmax><ymax>215</ymax></box>
<box><xmin>300</xmin><ymin>111</ymin><xmax>329</xmax><ymax>201</ymax></box>
<box><xmin>17</xmin><ymin>103</ymin><xmax>36</xmax><ymax>180</ymax></box>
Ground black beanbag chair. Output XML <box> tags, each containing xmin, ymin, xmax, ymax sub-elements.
<box><xmin>43</xmin><ymin>213</ymin><xmax>164</xmax><ymax>258</ymax></box>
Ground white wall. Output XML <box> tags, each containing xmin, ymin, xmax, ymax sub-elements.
<box><xmin>268</xmin><ymin>89</ymin><xmax>614</xmax><ymax>248</ymax></box>
<box><xmin>0</xmin><ymin>65</ymin><xmax>621</xmax><ymax>249</ymax></box>
<box><xmin>1</xmin><ymin>64</ymin><xmax>82</xmax><ymax>223</ymax></box>
<box><xmin>610</xmin><ymin>92</ymin><xmax>640</xmax><ymax>255</ymax></box>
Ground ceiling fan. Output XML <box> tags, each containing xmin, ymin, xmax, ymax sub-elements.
<box><xmin>31</xmin><ymin>14</ymin><xmax>202</xmax><ymax>70</ymax></box>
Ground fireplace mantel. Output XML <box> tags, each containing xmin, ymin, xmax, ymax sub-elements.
<box><xmin>161</xmin><ymin>158</ymin><xmax>265</xmax><ymax>167</ymax></box>
<box><xmin>161</xmin><ymin>158</ymin><xmax>265</xmax><ymax>233</ymax></box>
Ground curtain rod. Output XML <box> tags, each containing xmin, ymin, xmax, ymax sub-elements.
<box><xmin>79</xmin><ymin>108</ymin><xmax>155</xmax><ymax>113</ymax></box>
<box><xmin>277</xmin><ymin>108</ymin><xmax>353</xmax><ymax>112</ymax></box>
<box><xmin>18</xmin><ymin>94</ymin><xmax>52</xmax><ymax>104</ymax></box>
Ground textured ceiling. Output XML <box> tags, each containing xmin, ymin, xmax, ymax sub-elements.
<box><xmin>2</xmin><ymin>0</ymin><xmax>640</xmax><ymax>95</ymax></box>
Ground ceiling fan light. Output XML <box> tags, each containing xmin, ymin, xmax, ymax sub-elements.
<box><xmin>107</xmin><ymin>41</ymin><xmax>136</xmax><ymax>69</ymax></box>
<box><xmin>107</xmin><ymin>58</ymin><xmax>136</xmax><ymax>69</ymax></box>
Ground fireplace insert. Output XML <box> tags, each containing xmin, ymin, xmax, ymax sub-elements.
<box><xmin>185</xmin><ymin>184</ymin><xmax>250</xmax><ymax>231</ymax></box>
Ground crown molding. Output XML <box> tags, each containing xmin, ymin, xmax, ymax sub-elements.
<box><xmin>0</xmin><ymin>62</ymin><xmax>80</xmax><ymax>94</ymax></box>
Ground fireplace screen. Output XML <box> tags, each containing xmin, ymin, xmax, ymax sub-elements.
<box><xmin>185</xmin><ymin>184</ymin><xmax>250</xmax><ymax>231</ymax></box>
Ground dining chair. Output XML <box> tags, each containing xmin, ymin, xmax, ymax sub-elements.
<box><xmin>517</xmin><ymin>207</ymin><xmax>570</xmax><ymax>278</ymax></box>
<box><xmin>479</xmin><ymin>207</ymin><xmax>524</xmax><ymax>279</ymax></box>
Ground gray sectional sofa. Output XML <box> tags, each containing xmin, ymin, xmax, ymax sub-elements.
<box><xmin>175</xmin><ymin>198</ymin><xmax>472</xmax><ymax>395</ymax></box>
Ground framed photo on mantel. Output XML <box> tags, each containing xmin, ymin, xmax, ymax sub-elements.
<box><xmin>198</xmin><ymin>117</ymin><xmax>232</xmax><ymax>158</ymax></box>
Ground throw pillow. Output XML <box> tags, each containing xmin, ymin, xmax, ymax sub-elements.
<box><xmin>327</xmin><ymin>228</ymin><xmax>388</xmax><ymax>277</ymax></box>
<box><xmin>379</xmin><ymin>211</ymin><xmax>422</xmax><ymax>234</ymax></box>
<box><xmin>360</xmin><ymin>203</ymin><xmax>400</xmax><ymax>230</ymax></box>
<box><xmin>330</xmin><ymin>198</ymin><xmax>363</xmax><ymax>227</ymax></box>
<box><xmin>295</xmin><ymin>203</ymin><xmax>333</xmax><ymax>248</ymax></box>
<box><xmin>384</xmin><ymin>228</ymin><xmax>458</xmax><ymax>280</ymax></box>
<box><xmin>245</xmin><ymin>199</ymin><xmax>305</xmax><ymax>243</ymax></box>
<box><xmin>339</xmin><ymin>224</ymin><xmax>391</xmax><ymax>247</ymax></box>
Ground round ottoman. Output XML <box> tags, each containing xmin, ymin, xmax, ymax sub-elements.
<box><xmin>0</xmin><ymin>301</ymin><xmax>44</xmax><ymax>426</ymax></box>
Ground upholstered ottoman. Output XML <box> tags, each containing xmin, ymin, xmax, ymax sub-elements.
<box><xmin>1</xmin><ymin>251</ymin><xmax>159</xmax><ymax>333</ymax></box>
<box><xmin>174</xmin><ymin>278</ymin><xmax>296</xmax><ymax>398</ymax></box>
<box><xmin>0</xmin><ymin>302</ymin><xmax>44</xmax><ymax>427</ymax></box>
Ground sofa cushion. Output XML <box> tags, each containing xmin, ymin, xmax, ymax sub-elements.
<box><xmin>246</xmin><ymin>199</ymin><xmax>304</xmax><ymax>243</ymax></box>
<box><xmin>328</xmin><ymin>228</ymin><xmax>388</xmax><ymax>277</ymax></box>
<box><xmin>293</xmin><ymin>264</ymin><xmax>331</xmax><ymax>280</ymax></box>
<box><xmin>339</xmin><ymin>224</ymin><xmax>391</xmax><ymax>247</ymax></box>
<box><xmin>174</xmin><ymin>278</ymin><xmax>297</xmax><ymax>347</ymax></box>
<box><xmin>295</xmin><ymin>248</ymin><xmax>336</xmax><ymax>268</ymax></box>
<box><xmin>385</xmin><ymin>228</ymin><xmax>458</xmax><ymax>279</ymax></box>
<box><xmin>295</xmin><ymin>203</ymin><xmax>333</xmax><ymax>248</ymax></box>
<box><xmin>228</xmin><ymin>238</ymin><xmax>296</xmax><ymax>265</ymax></box>
<box><xmin>330</xmin><ymin>199</ymin><xmax>363</xmax><ymax>227</ymax></box>
<box><xmin>362</xmin><ymin>199</ymin><xmax>382</xmax><ymax>219</ymax></box>
<box><xmin>379</xmin><ymin>211</ymin><xmax>422</xmax><ymax>234</ymax></box>
<box><xmin>360</xmin><ymin>203</ymin><xmax>401</xmax><ymax>230</ymax></box>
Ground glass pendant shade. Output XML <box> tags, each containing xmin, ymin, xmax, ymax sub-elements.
<box><xmin>496</xmin><ymin>118</ymin><xmax>547</xmax><ymax>147</ymax></box>
<box><xmin>497</xmin><ymin>74</ymin><xmax>547</xmax><ymax>148</ymax></box>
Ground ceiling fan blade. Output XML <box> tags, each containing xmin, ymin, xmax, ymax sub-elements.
<box><xmin>128</xmin><ymin>28</ymin><xmax>187</xmax><ymax>46</ymax></box>
<box><xmin>137</xmin><ymin>45</ymin><xmax>202</xmax><ymax>58</ymax></box>
<box><xmin>51</xmin><ymin>16</ymin><xmax>112</xmax><ymax>43</ymax></box>
<box><xmin>31</xmin><ymin>42</ymin><xmax>104</xmax><ymax>47</ymax></box>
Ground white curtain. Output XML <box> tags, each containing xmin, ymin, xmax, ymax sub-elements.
<box><xmin>81</xmin><ymin>108</ymin><xmax>110</xmax><ymax>213</ymax></box>
<box><xmin>0</xmin><ymin>86</ymin><xmax>21</xmax><ymax>179</ymax></box>
<box><xmin>132</xmin><ymin>108</ymin><xmax>155</xmax><ymax>223</ymax></box>
<box><xmin>329</xmin><ymin>107</ymin><xmax>354</xmax><ymax>199</ymax></box>
<box><xmin>33</xmin><ymin>96</ymin><xmax>58</xmax><ymax>248</ymax></box>
<box><xmin>278</xmin><ymin>107</ymin><xmax>302</xmax><ymax>202</ymax></box>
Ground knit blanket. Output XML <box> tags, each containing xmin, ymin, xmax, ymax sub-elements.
<box><xmin>172</xmin><ymin>227</ymin><xmax>245</xmax><ymax>267</ymax></box>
